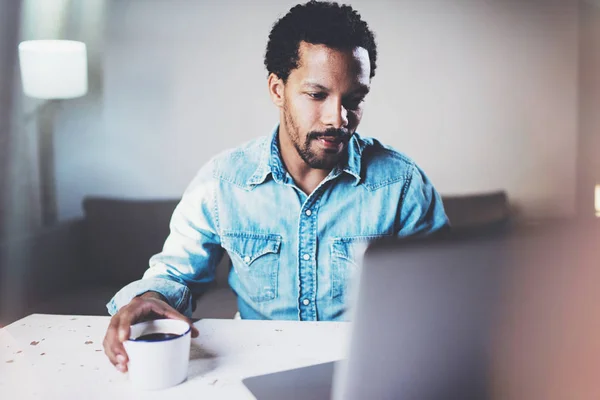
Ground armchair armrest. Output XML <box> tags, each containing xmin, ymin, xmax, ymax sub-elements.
<box><xmin>442</xmin><ymin>191</ymin><xmax>512</xmax><ymax>234</ymax></box>
<box><xmin>0</xmin><ymin>219</ymin><xmax>85</xmax><ymax>321</ymax></box>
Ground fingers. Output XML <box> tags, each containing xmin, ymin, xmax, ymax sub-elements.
<box><xmin>103</xmin><ymin>315</ymin><xmax>129</xmax><ymax>373</ymax></box>
<box><xmin>104</xmin><ymin>297</ymin><xmax>151</xmax><ymax>373</ymax></box>
<box><xmin>117</xmin><ymin>321</ymin><xmax>131</xmax><ymax>343</ymax></box>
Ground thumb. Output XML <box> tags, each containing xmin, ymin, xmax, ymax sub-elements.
<box><xmin>176</xmin><ymin>315</ymin><xmax>199</xmax><ymax>338</ymax></box>
<box><xmin>190</xmin><ymin>324</ymin><xmax>199</xmax><ymax>338</ymax></box>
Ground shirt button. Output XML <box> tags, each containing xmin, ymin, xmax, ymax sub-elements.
<box><xmin>243</xmin><ymin>256</ymin><xmax>251</xmax><ymax>263</ymax></box>
<box><xmin>303</xmin><ymin>254</ymin><xmax>310</xmax><ymax>261</ymax></box>
<box><xmin>303</xmin><ymin>299</ymin><xmax>310</xmax><ymax>306</ymax></box>
<box><xmin>305</xmin><ymin>210</ymin><xmax>312</xmax><ymax>216</ymax></box>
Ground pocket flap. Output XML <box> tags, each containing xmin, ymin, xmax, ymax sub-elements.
<box><xmin>222</xmin><ymin>232</ymin><xmax>282</xmax><ymax>266</ymax></box>
<box><xmin>331</xmin><ymin>235</ymin><xmax>386</xmax><ymax>264</ymax></box>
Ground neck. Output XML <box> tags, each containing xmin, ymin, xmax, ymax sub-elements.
<box><xmin>277</xmin><ymin>127</ymin><xmax>331</xmax><ymax>195</ymax></box>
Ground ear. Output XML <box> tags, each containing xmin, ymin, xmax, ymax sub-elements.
<box><xmin>267</xmin><ymin>73</ymin><xmax>285</xmax><ymax>108</ymax></box>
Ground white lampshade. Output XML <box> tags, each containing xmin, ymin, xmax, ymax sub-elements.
<box><xmin>18</xmin><ymin>40</ymin><xmax>88</xmax><ymax>99</ymax></box>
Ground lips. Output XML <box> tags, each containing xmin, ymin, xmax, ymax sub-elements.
<box><xmin>320</xmin><ymin>137</ymin><xmax>341</xmax><ymax>144</ymax></box>
<box><xmin>317</xmin><ymin>137</ymin><xmax>343</xmax><ymax>149</ymax></box>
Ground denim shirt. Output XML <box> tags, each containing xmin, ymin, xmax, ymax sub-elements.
<box><xmin>107</xmin><ymin>125</ymin><xmax>449</xmax><ymax>321</ymax></box>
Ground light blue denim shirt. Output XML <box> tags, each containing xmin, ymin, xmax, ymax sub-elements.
<box><xmin>107</xmin><ymin>125</ymin><xmax>449</xmax><ymax>321</ymax></box>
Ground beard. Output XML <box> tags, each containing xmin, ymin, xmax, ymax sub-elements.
<box><xmin>283</xmin><ymin>104</ymin><xmax>352</xmax><ymax>170</ymax></box>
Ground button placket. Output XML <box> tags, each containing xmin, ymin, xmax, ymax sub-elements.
<box><xmin>297</xmin><ymin>193</ymin><xmax>324</xmax><ymax>321</ymax></box>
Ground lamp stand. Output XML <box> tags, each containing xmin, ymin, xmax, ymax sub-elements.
<box><xmin>36</xmin><ymin>99</ymin><xmax>59</xmax><ymax>227</ymax></box>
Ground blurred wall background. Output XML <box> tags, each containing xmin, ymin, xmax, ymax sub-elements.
<box><xmin>48</xmin><ymin>0</ymin><xmax>581</xmax><ymax>222</ymax></box>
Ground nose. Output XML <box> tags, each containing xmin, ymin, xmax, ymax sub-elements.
<box><xmin>322</xmin><ymin>97</ymin><xmax>348</xmax><ymax>130</ymax></box>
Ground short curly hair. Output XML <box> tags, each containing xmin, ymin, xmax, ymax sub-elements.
<box><xmin>265</xmin><ymin>1</ymin><xmax>377</xmax><ymax>82</ymax></box>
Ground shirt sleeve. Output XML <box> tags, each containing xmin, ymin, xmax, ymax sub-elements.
<box><xmin>106</xmin><ymin>160</ymin><xmax>225</xmax><ymax>317</ymax></box>
<box><xmin>397</xmin><ymin>163</ymin><xmax>450</xmax><ymax>237</ymax></box>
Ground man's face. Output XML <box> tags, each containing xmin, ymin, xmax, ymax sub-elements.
<box><xmin>280</xmin><ymin>42</ymin><xmax>371</xmax><ymax>170</ymax></box>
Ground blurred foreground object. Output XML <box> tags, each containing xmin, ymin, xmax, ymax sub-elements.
<box><xmin>491</xmin><ymin>222</ymin><xmax>600</xmax><ymax>399</ymax></box>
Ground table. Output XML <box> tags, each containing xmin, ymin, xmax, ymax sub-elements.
<box><xmin>0</xmin><ymin>314</ymin><xmax>349</xmax><ymax>399</ymax></box>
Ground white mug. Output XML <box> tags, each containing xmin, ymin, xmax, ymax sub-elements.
<box><xmin>123</xmin><ymin>319</ymin><xmax>192</xmax><ymax>390</ymax></box>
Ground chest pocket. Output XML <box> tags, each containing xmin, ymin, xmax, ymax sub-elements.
<box><xmin>221</xmin><ymin>232</ymin><xmax>282</xmax><ymax>302</ymax></box>
<box><xmin>330</xmin><ymin>235</ymin><xmax>386</xmax><ymax>303</ymax></box>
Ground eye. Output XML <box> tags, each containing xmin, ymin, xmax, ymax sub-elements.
<box><xmin>344</xmin><ymin>97</ymin><xmax>365</xmax><ymax>110</ymax></box>
<box><xmin>307</xmin><ymin>92</ymin><xmax>326</xmax><ymax>100</ymax></box>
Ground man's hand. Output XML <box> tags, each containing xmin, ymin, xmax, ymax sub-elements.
<box><xmin>102</xmin><ymin>291</ymin><xmax>199</xmax><ymax>373</ymax></box>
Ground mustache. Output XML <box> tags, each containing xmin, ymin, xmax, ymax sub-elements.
<box><xmin>308</xmin><ymin>128</ymin><xmax>352</xmax><ymax>141</ymax></box>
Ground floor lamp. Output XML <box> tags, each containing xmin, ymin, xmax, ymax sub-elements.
<box><xmin>18</xmin><ymin>40</ymin><xmax>88</xmax><ymax>226</ymax></box>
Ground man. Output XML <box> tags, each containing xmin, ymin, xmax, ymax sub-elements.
<box><xmin>103</xmin><ymin>0</ymin><xmax>449</xmax><ymax>372</ymax></box>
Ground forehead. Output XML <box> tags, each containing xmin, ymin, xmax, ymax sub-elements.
<box><xmin>292</xmin><ymin>41</ymin><xmax>371</xmax><ymax>88</ymax></box>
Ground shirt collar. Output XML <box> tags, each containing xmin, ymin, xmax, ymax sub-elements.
<box><xmin>341</xmin><ymin>134</ymin><xmax>363</xmax><ymax>185</ymax></box>
<box><xmin>247</xmin><ymin>123</ymin><xmax>364</xmax><ymax>187</ymax></box>
<box><xmin>246</xmin><ymin>125</ymin><xmax>278</xmax><ymax>186</ymax></box>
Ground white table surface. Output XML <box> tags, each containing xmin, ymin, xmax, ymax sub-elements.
<box><xmin>0</xmin><ymin>314</ymin><xmax>350</xmax><ymax>399</ymax></box>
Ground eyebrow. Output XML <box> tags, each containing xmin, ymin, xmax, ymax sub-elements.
<box><xmin>302</xmin><ymin>82</ymin><xmax>370</xmax><ymax>96</ymax></box>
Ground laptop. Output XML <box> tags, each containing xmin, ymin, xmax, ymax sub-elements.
<box><xmin>243</xmin><ymin>223</ymin><xmax>600</xmax><ymax>399</ymax></box>
<box><xmin>331</xmin><ymin>233</ymin><xmax>510</xmax><ymax>399</ymax></box>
